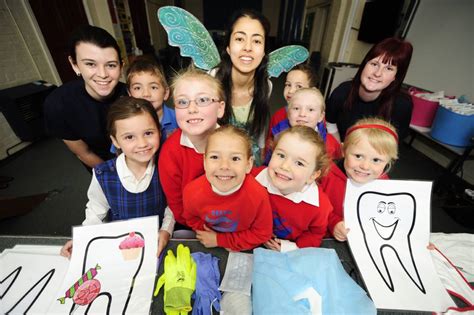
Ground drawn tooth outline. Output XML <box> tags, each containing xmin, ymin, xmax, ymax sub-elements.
<box><xmin>357</xmin><ymin>191</ymin><xmax>426</xmax><ymax>294</ymax></box>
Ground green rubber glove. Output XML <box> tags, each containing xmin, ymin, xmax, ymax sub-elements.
<box><xmin>154</xmin><ymin>244</ymin><xmax>197</xmax><ymax>315</ymax></box>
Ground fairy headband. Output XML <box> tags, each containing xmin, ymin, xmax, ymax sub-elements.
<box><xmin>157</xmin><ymin>6</ymin><xmax>309</xmax><ymax>77</ymax></box>
<box><xmin>346</xmin><ymin>124</ymin><xmax>399</xmax><ymax>143</ymax></box>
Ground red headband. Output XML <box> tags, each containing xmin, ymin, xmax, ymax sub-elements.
<box><xmin>346</xmin><ymin>124</ymin><xmax>399</xmax><ymax>143</ymax></box>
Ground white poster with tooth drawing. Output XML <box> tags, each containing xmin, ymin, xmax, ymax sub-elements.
<box><xmin>47</xmin><ymin>216</ymin><xmax>158</xmax><ymax>314</ymax></box>
<box><xmin>344</xmin><ymin>180</ymin><xmax>454</xmax><ymax>312</ymax></box>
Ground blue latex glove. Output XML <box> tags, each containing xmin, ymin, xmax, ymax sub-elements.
<box><xmin>191</xmin><ymin>252</ymin><xmax>222</xmax><ymax>315</ymax></box>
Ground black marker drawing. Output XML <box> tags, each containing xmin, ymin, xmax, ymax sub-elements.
<box><xmin>1</xmin><ymin>266</ymin><xmax>21</xmax><ymax>299</ymax></box>
<box><xmin>1</xmin><ymin>267</ymin><xmax>56</xmax><ymax>314</ymax></box>
<box><xmin>357</xmin><ymin>191</ymin><xmax>426</xmax><ymax>294</ymax></box>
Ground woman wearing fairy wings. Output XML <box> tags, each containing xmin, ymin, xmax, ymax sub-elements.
<box><xmin>213</xmin><ymin>9</ymin><xmax>272</xmax><ymax>166</ymax></box>
<box><xmin>158</xmin><ymin>6</ymin><xmax>309</xmax><ymax>166</ymax></box>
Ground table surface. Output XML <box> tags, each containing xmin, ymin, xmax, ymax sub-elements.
<box><xmin>409</xmin><ymin>124</ymin><xmax>471</xmax><ymax>156</ymax></box>
<box><xmin>0</xmin><ymin>235</ymin><xmax>435</xmax><ymax>315</ymax></box>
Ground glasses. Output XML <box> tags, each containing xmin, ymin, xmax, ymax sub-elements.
<box><xmin>174</xmin><ymin>97</ymin><xmax>220</xmax><ymax>109</ymax></box>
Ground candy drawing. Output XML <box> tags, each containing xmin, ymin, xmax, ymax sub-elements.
<box><xmin>58</xmin><ymin>264</ymin><xmax>101</xmax><ymax>305</ymax></box>
<box><xmin>73</xmin><ymin>279</ymin><xmax>101</xmax><ymax>305</ymax></box>
<box><xmin>119</xmin><ymin>232</ymin><xmax>145</xmax><ymax>261</ymax></box>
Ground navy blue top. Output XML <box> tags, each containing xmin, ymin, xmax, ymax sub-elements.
<box><xmin>95</xmin><ymin>158</ymin><xmax>166</xmax><ymax>224</ymax></box>
<box><xmin>44</xmin><ymin>79</ymin><xmax>127</xmax><ymax>161</ymax></box>
<box><xmin>326</xmin><ymin>81</ymin><xmax>412</xmax><ymax>141</ymax></box>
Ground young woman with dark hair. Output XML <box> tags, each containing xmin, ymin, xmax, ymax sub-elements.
<box><xmin>44</xmin><ymin>25</ymin><xmax>127</xmax><ymax>172</ymax></box>
<box><xmin>326</xmin><ymin>37</ymin><xmax>413</xmax><ymax>142</ymax></box>
<box><xmin>214</xmin><ymin>9</ymin><xmax>272</xmax><ymax>165</ymax></box>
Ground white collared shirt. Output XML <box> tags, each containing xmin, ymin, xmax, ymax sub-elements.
<box><xmin>179</xmin><ymin>124</ymin><xmax>220</xmax><ymax>153</ymax></box>
<box><xmin>255</xmin><ymin>168</ymin><xmax>320</xmax><ymax>252</ymax></box>
<box><xmin>255</xmin><ymin>168</ymin><xmax>319</xmax><ymax>206</ymax></box>
<box><xmin>83</xmin><ymin>154</ymin><xmax>174</xmax><ymax>234</ymax></box>
<box><xmin>180</xmin><ymin>132</ymin><xmax>200</xmax><ymax>153</ymax></box>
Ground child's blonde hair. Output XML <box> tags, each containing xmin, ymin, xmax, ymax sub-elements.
<box><xmin>274</xmin><ymin>125</ymin><xmax>330</xmax><ymax>179</ymax></box>
<box><xmin>206</xmin><ymin>125</ymin><xmax>252</xmax><ymax>159</ymax></box>
<box><xmin>343</xmin><ymin>117</ymin><xmax>398</xmax><ymax>171</ymax></box>
<box><xmin>289</xmin><ymin>87</ymin><xmax>325</xmax><ymax>113</ymax></box>
<box><xmin>288</xmin><ymin>64</ymin><xmax>318</xmax><ymax>87</ymax></box>
<box><xmin>171</xmin><ymin>67</ymin><xmax>225</xmax><ymax>102</ymax></box>
<box><xmin>126</xmin><ymin>56</ymin><xmax>168</xmax><ymax>89</ymax></box>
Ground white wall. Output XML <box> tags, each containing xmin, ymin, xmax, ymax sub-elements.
<box><xmin>405</xmin><ymin>0</ymin><xmax>473</xmax><ymax>100</ymax></box>
<box><xmin>404</xmin><ymin>0</ymin><xmax>474</xmax><ymax>184</ymax></box>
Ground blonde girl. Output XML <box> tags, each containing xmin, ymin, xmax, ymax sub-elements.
<box><xmin>320</xmin><ymin>117</ymin><xmax>399</xmax><ymax>241</ymax></box>
<box><xmin>255</xmin><ymin>126</ymin><xmax>332</xmax><ymax>251</ymax></box>
<box><xmin>158</xmin><ymin>68</ymin><xmax>225</xmax><ymax>229</ymax></box>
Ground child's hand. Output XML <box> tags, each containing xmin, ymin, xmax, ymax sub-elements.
<box><xmin>196</xmin><ymin>225</ymin><xmax>218</xmax><ymax>248</ymax></box>
<box><xmin>157</xmin><ymin>230</ymin><xmax>171</xmax><ymax>257</ymax></box>
<box><xmin>333</xmin><ymin>221</ymin><xmax>350</xmax><ymax>242</ymax></box>
<box><xmin>60</xmin><ymin>240</ymin><xmax>73</xmax><ymax>258</ymax></box>
<box><xmin>264</xmin><ymin>237</ymin><xmax>281</xmax><ymax>251</ymax></box>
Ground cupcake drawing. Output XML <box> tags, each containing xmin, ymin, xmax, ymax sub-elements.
<box><xmin>119</xmin><ymin>232</ymin><xmax>144</xmax><ymax>261</ymax></box>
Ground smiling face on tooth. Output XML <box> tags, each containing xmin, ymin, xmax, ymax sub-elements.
<box><xmin>226</xmin><ymin>16</ymin><xmax>265</xmax><ymax>75</ymax></box>
<box><xmin>174</xmin><ymin>77</ymin><xmax>225</xmax><ymax>140</ymax></box>
<box><xmin>111</xmin><ymin>112</ymin><xmax>160</xmax><ymax>169</ymax></box>
<box><xmin>371</xmin><ymin>201</ymin><xmax>399</xmax><ymax>240</ymax></box>
<box><xmin>204</xmin><ymin>132</ymin><xmax>253</xmax><ymax>192</ymax></box>
<box><xmin>69</xmin><ymin>42</ymin><xmax>122</xmax><ymax>101</ymax></box>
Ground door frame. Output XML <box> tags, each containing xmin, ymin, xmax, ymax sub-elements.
<box><xmin>22</xmin><ymin>0</ymin><xmax>62</xmax><ymax>86</ymax></box>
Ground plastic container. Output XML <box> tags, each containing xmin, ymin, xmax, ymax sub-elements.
<box><xmin>409</xmin><ymin>88</ymin><xmax>440</xmax><ymax>127</ymax></box>
<box><xmin>430</xmin><ymin>105</ymin><xmax>474</xmax><ymax>147</ymax></box>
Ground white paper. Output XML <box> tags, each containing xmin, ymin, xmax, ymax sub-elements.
<box><xmin>0</xmin><ymin>251</ymin><xmax>69</xmax><ymax>314</ymax></box>
<box><xmin>47</xmin><ymin>216</ymin><xmax>158</xmax><ymax>314</ymax></box>
<box><xmin>344</xmin><ymin>179</ymin><xmax>454</xmax><ymax>312</ymax></box>
<box><xmin>6</xmin><ymin>245</ymin><xmax>63</xmax><ymax>255</ymax></box>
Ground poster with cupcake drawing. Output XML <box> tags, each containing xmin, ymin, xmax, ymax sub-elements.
<box><xmin>47</xmin><ymin>216</ymin><xmax>158</xmax><ymax>314</ymax></box>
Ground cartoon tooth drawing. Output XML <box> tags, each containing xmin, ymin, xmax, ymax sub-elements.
<box><xmin>357</xmin><ymin>192</ymin><xmax>425</xmax><ymax>293</ymax></box>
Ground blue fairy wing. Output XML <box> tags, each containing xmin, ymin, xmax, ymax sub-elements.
<box><xmin>267</xmin><ymin>45</ymin><xmax>309</xmax><ymax>78</ymax></box>
<box><xmin>157</xmin><ymin>6</ymin><xmax>220</xmax><ymax>70</ymax></box>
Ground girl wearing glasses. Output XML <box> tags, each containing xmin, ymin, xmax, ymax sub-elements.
<box><xmin>159</xmin><ymin>68</ymin><xmax>225</xmax><ymax>230</ymax></box>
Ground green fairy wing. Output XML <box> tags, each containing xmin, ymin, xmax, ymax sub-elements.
<box><xmin>157</xmin><ymin>6</ymin><xmax>220</xmax><ymax>70</ymax></box>
<box><xmin>267</xmin><ymin>45</ymin><xmax>309</xmax><ymax>78</ymax></box>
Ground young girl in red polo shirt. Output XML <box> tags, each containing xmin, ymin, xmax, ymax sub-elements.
<box><xmin>158</xmin><ymin>68</ymin><xmax>225</xmax><ymax>229</ymax></box>
<box><xmin>320</xmin><ymin>117</ymin><xmax>399</xmax><ymax>241</ymax></box>
<box><xmin>255</xmin><ymin>126</ymin><xmax>332</xmax><ymax>251</ymax></box>
<box><xmin>183</xmin><ymin>125</ymin><xmax>272</xmax><ymax>251</ymax></box>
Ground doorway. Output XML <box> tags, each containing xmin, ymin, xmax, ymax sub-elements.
<box><xmin>28</xmin><ymin>0</ymin><xmax>89</xmax><ymax>83</ymax></box>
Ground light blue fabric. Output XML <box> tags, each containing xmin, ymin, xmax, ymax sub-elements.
<box><xmin>252</xmin><ymin>248</ymin><xmax>376</xmax><ymax>315</ymax></box>
<box><xmin>191</xmin><ymin>252</ymin><xmax>221</xmax><ymax>315</ymax></box>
